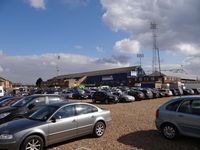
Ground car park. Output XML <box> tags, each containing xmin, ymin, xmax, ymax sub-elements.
<box><xmin>0</xmin><ymin>102</ymin><xmax>111</xmax><ymax>150</ymax></box>
<box><xmin>0</xmin><ymin>94</ymin><xmax>66</xmax><ymax>125</ymax></box>
<box><xmin>155</xmin><ymin>96</ymin><xmax>200</xmax><ymax>139</ymax></box>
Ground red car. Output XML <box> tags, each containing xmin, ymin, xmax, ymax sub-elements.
<box><xmin>0</xmin><ymin>97</ymin><xmax>21</xmax><ymax>108</ymax></box>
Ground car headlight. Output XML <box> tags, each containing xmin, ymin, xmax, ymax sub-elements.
<box><xmin>0</xmin><ymin>112</ymin><xmax>10</xmax><ymax>119</ymax></box>
<box><xmin>0</xmin><ymin>134</ymin><xmax>13</xmax><ymax>140</ymax></box>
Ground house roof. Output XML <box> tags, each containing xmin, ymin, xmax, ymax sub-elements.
<box><xmin>148</xmin><ymin>70</ymin><xmax>200</xmax><ymax>80</ymax></box>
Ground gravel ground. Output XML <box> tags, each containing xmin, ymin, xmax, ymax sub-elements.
<box><xmin>48</xmin><ymin>97</ymin><xmax>200</xmax><ymax>150</ymax></box>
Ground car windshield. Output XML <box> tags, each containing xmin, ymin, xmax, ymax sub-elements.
<box><xmin>11</xmin><ymin>97</ymin><xmax>32</xmax><ymax>107</ymax></box>
<box><xmin>28</xmin><ymin>106</ymin><xmax>59</xmax><ymax>121</ymax></box>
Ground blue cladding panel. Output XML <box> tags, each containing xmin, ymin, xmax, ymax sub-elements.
<box><xmin>85</xmin><ymin>73</ymin><xmax>128</xmax><ymax>84</ymax></box>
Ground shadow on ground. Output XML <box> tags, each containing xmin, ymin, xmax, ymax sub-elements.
<box><xmin>47</xmin><ymin>135</ymin><xmax>93</xmax><ymax>149</ymax></box>
<box><xmin>118</xmin><ymin>130</ymin><xmax>200</xmax><ymax>150</ymax></box>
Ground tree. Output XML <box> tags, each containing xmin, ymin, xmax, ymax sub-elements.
<box><xmin>36</xmin><ymin>78</ymin><xmax>43</xmax><ymax>88</ymax></box>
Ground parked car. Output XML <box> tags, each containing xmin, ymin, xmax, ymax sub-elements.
<box><xmin>183</xmin><ymin>89</ymin><xmax>195</xmax><ymax>95</ymax></box>
<box><xmin>149</xmin><ymin>89</ymin><xmax>160</xmax><ymax>98</ymax></box>
<box><xmin>0</xmin><ymin>102</ymin><xmax>111</xmax><ymax>150</ymax></box>
<box><xmin>113</xmin><ymin>92</ymin><xmax>135</xmax><ymax>102</ymax></box>
<box><xmin>139</xmin><ymin>89</ymin><xmax>153</xmax><ymax>99</ymax></box>
<box><xmin>72</xmin><ymin>89</ymin><xmax>88</xmax><ymax>99</ymax></box>
<box><xmin>155</xmin><ymin>96</ymin><xmax>200</xmax><ymax>139</ymax></box>
<box><xmin>61</xmin><ymin>90</ymin><xmax>74</xmax><ymax>99</ymax></box>
<box><xmin>127</xmin><ymin>90</ymin><xmax>145</xmax><ymax>101</ymax></box>
<box><xmin>0</xmin><ymin>86</ymin><xmax>4</xmax><ymax>97</ymax></box>
<box><xmin>92</xmin><ymin>91</ymin><xmax>119</xmax><ymax>104</ymax></box>
<box><xmin>159</xmin><ymin>89</ymin><xmax>173</xmax><ymax>97</ymax></box>
<box><xmin>170</xmin><ymin>89</ymin><xmax>179</xmax><ymax>96</ymax></box>
<box><xmin>0</xmin><ymin>94</ymin><xmax>66</xmax><ymax>125</ymax></box>
<box><xmin>0</xmin><ymin>96</ymin><xmax>13</xmax><ymax>102</ymax></box>
<box><xmin>192</xmin><ymin>88</ymin><xmax>200</xmax><ymax>95</ymax></box>
<box><xmin>0</xmin><ymin>97</ymin><xmax>21</xmax><ymax>108</ymax></box>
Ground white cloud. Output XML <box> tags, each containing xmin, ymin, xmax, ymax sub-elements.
<box><xmin>114</xmin><ymin>38</ymin><xmax>140</xmax><ymax>54</ymax></box>
<box><xmin>101</xmin><ymin>0</ymin><xmax>200</xmax><ymax>55</ymax></box>
<box><xmin>0</xmin><ymin>53</ymin><xmax>128</xmax><ymax>84</ymax></box>
<box><xmin>27</xmin><ymin>0</ymin><xmax>46</xmax><ymax>10</ymax></box>
<box><xmin>96</xmin><ymin>46</ymin><xmax>104</xmax><ymax>53</ymax></box>
<box><xmin>176</xmin><ymin>43</ymin><xmax>200</xmax><ymax>55</ymax></box>
<box><xmin>74</xmin><ymin>45</ymin><xmax>83</xmax><ymax>49</ymax></box>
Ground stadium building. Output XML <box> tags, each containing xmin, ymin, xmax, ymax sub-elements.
<box><xmin>43</xmin><ymin>66</ymin><xmax>146</xmax><ymax>88</ymax></box>
<box><xmin>43</xmin><ymin>66</ymin><xmax>200</xmax><ymax>88</ymax></box>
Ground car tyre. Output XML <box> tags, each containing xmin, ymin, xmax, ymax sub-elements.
<box><xmin>105</xmin><ymin>99</ymin><xmax>109</xmax><ymax>104</ymax></box>
<box><xmin>93</xmin><ymin>121</ymin><xmax>106</xmax><ymax>138</ymax></box>
<box><xmin>21</xmin><ymin>135</ymin><xmax>44</xmax><ymax>150</ymax></box>
<box><xmin>92</xmin><ymin>99</ymin><xmax>96</xmax><ymax>103</ymax></box>
<box><xmin>161</xmin><ymin>124</ymin><xmax>178</xmax><ymax>140</ymax></box>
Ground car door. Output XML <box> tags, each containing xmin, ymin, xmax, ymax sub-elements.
<box><xmin>176</xmin><ymin>99</ymin><xmax>200</xmax><ymax>137</ymax></box>
<box><xmin>48</xmin><ymin>105</ymin><xmax>77</xmax><ymax>145</ymax></box>
<box><xmin>75</xmin><ymin>104</ymin><xmax>98</xmax><ymax>136</ymax></box>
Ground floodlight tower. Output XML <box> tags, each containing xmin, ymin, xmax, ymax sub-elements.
<box><xmin>56</xmin><ymin>55</ymin><xmax>60</xmax><ymax>77</ymax></box>
<box><xmin>137</xmin><ymin>53</ymin><xmax>144</xmax><ymax>67</ymax></box>
<box><xmin>151</xmin><ymin>22</ymin><xmax>161</xmax><ymax>74</ymax></box>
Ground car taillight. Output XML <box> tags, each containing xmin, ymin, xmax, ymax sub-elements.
<box><xmin>156</xmin><ymin>109</ymin><xmax>159</xmax><ymax>118</ymax></box>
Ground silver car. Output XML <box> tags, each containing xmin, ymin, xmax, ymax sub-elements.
<box><xmin>156</xmin><ymin>96</ymin><xmax>200</xmax><ymax>139</ymax></box>
<box><xmin>0</xmin><ymin>102</ymin><xmax>111</xmax><ymax>150</ymax></box>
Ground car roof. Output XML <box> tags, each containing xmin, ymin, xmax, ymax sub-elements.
<box><xmin>47</xmin><ymin>101</ymin><xmax>96</xmax><ymax>108</ymax></box>
<box><xmin>164</xmin><ymin>96</ymin><xmax>200</xmax><ymax>106</ymax></box>
<box><xmin>32</xmin><ymin>94</ymin><xmax>61</xmax><ymax>97</ymax></box>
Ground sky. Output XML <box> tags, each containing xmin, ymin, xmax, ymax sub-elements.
<box><xmin>0</xmin><ymin>0</ymin><xmax>200</xmax><ymax>84</ymax></box>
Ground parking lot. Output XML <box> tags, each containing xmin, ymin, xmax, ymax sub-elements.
<box><xmin>48</xmin><ymin>97</ymin><xmax>200</xmax><ymax>150</ymax></box>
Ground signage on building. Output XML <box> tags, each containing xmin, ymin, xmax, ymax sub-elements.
<box><xmin>102</xmin><ymin>75</ymin><xmax>113</xmax><ymax>81</ymax></box>
<box><xmin>130</xmin><ymin>71</ymin><xmax>137</xmax><ymax>77</ymax></box>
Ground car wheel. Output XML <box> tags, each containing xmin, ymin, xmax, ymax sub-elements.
<box><xmin>105</xmin><ymin>99</ymin><xmax>109</xmax><ymax>104</ymax></box>
<box><xmin>21</xmin><ymin>135</ymin><xmax>44</xmax><ymax>150</ymax></box>
<box><xmin>93</xmin><ymin>121</ymin><xmax>106</xmax><ymax>138</ymax></box>
<box><xmin>92</xmin><ymin>99</ymin><xmax>96</xmax><ymax>103</ymax></box>
<box><xmin>161</xmin><ymin>124</ymin><xmax>178</xmax><ymax>140</ymax></box>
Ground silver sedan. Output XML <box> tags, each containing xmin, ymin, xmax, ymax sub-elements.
<box><xmin>0</xmin><ymin>102</ymin><xmax>111</xmax><ymax>150</ymax></box>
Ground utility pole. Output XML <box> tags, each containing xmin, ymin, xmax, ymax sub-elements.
<box><xmin>151</xmin><ymin>22</ymin><xmax>161</xmax><ymax>75</ymax></box>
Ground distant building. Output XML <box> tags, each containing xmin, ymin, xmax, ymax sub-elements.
<box><xmin>43</xmin><ymin>66</ymin><xmax>200</xmax><ymax>88</ymax></box>
<box><xmin>43</xmin><ymin>66</ymin><xmax>146</xmax><ymax>88</ymax></box>
<box><xmin>0</xmin><ymin>77</ymin><xmax>13</xmax><ymax>89</ymax></box>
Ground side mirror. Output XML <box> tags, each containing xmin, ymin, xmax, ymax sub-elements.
<box><xmin>28</xmin><ymin>103</ymin><xmax>35</xmax><ymax>110</ymax></box>
<box><xmin>50</xmin><ymin>115</ymin><xmax>62</xmax><ymax>123</ymax></box>
<box><xmin>50</xmin><ymin>117</ymin><xmax>56</xmax><ymax>123</ymax></box>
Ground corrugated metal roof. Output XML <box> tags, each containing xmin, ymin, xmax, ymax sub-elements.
<box><xmin>51</xmin><ymin>66</ymin><xmax>140</xmax><ymax>80</ymax></box>
<box><xmin>148</xmin><ymin>71</ymin><xmax>200</xmax><ymax>80</ymax></box>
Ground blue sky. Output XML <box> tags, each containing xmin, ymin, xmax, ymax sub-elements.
<box><xmin>0</xmin><ymin>0</ymin><xmax>199</xmax><ymax>83</ymax></box>
<box><xmin>0</xmin><ymin>0</ymin><xmax>127</xmax><ymax>57</ymax></box>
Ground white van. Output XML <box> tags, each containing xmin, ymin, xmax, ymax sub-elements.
<box><xmin>0</xmin><ymin>86</ymin><xmax>4</xmax><ymax>97</ymax></box>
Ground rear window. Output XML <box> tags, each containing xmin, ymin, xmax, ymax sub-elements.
<box><xmin>166</xmin><ymin>100</ymin><xmax>183</xmax><ymax>111</ymax></box>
